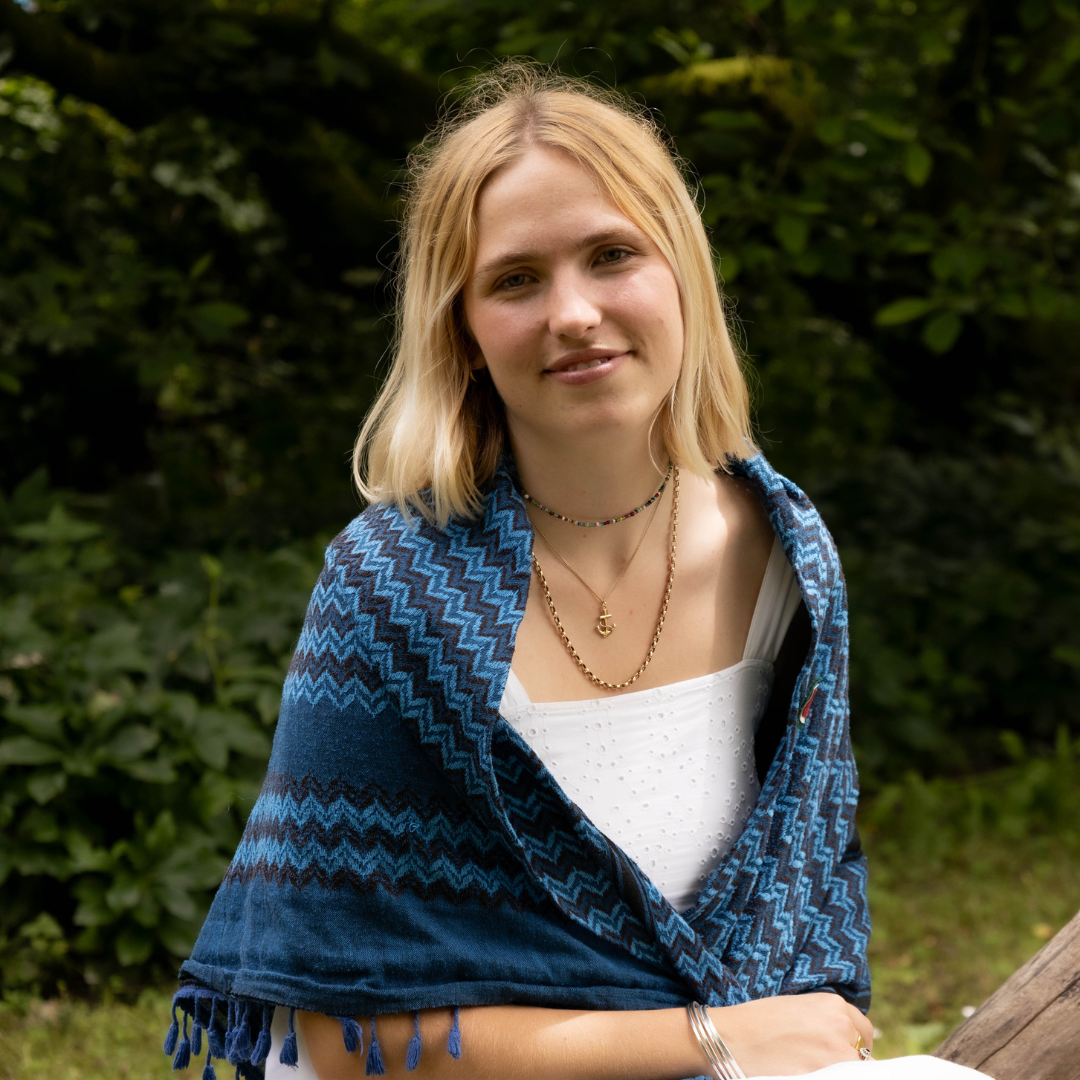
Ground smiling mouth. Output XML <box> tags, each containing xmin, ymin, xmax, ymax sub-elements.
<box><xmin>560</xmin><ymin>357</ymin><xmax>611</xmax><ymax>373</ymax></box>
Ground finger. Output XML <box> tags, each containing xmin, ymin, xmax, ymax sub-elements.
<box><xmin>848</xmin><ymin>1006</ymin><xmax>874</xmax><ymax>1052</ymax></box>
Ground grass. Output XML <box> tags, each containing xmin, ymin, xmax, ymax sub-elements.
<box><xmin>2</xmin><ymin>757</ymin><xmax>1079</xmax><ymax>1078</ymax></box>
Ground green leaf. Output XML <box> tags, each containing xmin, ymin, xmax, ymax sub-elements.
<box><xmin>774</xmin><ymin>215</ymin><xmax>810</xmax><ymax>255</ymax></box>
<box><xmin>27</xmin><ymin>770</ymin><xmax>67</xmax><ymax>804</ymax></box>
<box><xmin>904</xmin><ymin>142</ymin><xmax>933</xmax><ymax>187</ymax></box>
<box><xmin>122</xmin><ymin>757</ymin><xmax>178</xmax><ymax>783</ymax></box>
<box><xmin>0</xmin><ymin>735</ymin><xmax>64</xmax><ymax>765</ymax></box>
<box><xmin>874</xmin><ymin>298</ymin><xmax>937</xmax><ymax>326</ymax></box>
<box><xmin>115</xmin><ymin>924</ymin><xmax>154</xmax><ymax>966</ymax></box>
<box><xmin>864</xmin><ymin>113</ymin><xmax>917</xmax><ymax>141</ymax></box>
<box><xmin>97</xmin><ymin>725</ymin><xmax>160</xmax><ymax>762</ymax></box>
<box><xmin>341</xmin><ymin>267</ymin><xmax>382</xmax><ymax>288</ymax></box>
<box><xmin>922</xmin><ymin>311</ymin><xmax>963</xmax><ymax>354</ymax></box>
<box><xmin>11</xmin><ymin>504</ymin><xmax>101</xmax><ymax>544</ymax></box>
<box><xmin>187</xmin><ymin>302</ymin><xmax>249</xmax><ymax>342</ymax></box>
<box><xmin>4</xmin><ymin>703</ymin><xmax>64</xmax><ymax>742</ymax></box>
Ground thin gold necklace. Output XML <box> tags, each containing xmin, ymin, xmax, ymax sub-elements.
<box><xmin>531</xmin><ymin>466</ymin><xmax>679</xmax><ymax>690</ymax></box>
<box><xmin>530</xmin><ymin>484</ymin><xmax>663</xmax><ymax>638</ymax></box>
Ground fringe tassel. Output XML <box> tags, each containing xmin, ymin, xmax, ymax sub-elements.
<box><xmin>252</xmin><ymin>1007</ymin><xmax>273</xmax><ymax>1066</ymax></box>
<box><xmin>206</xmin><ymin>996</ymin><xmax>226</xmax><ymax>1060</ymax></box>
<box><xmin>202</xmin><ymin>1045</ymin><xmax>217</xmax><ymax>1080</ymax></box>
<box><xmin>231</xmin><ymin>1002</ymin><xmax>254</xmax><ymax>1063</ymax></box>
<box><xmin>173</xmin><ymin>1011</ymin><xmax>192</xmax><ymax>1071</ymax></box>
<box><xmin>190</xmin><ymin>997</ymin><xmax>204</xmax><ymax>1059</ymax></box>
<box><xmin>405</xmin><ymin>1012</ymin><xmax>422</xmax><ymax>1071</ymax></box>
<box><xmin>365</xmin><ymin>1016</ymin><xmax>386</xmax><ymax>1076</ymax></box>
<box><xmin>338</xmin><ymin>1016</ymin><xmax>364</xmax><ymax>1055</ymax></box>
<box><xmin>447</xmin><ymin>1007</ymin><xmax>462</xmax><ymax>1059</ymax></box>
<box><xmin>280</xmin><ymin>1007</ymin><xmax>298</xmax><ymax>1067</ymax></box>
<box><xmin>164</xmin><ymin>1002</ymin><xmax>180</xmax><ymax>1057</ymax></box>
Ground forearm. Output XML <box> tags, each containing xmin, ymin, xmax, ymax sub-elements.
<box><xmin>299</xmin><ymin>990</ymin><xmax>874</xmax><ymax>1079</ymax></box>
<box><xmin>300</xmin><ymin>1004</ymin><xmax>708</xmax><ymax>1080</ymax></box>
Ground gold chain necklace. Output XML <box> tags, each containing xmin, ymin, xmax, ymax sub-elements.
<box><xmin>530</xmin><ymin>481</ymin><xmax>663</xmax><ymax>638</ymax></box>
<box><xmin>531</xmin><ymin>466</ymin><xmax>679</xmax><ymax>690</ymax></box>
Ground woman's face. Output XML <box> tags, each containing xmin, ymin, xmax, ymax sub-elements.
<box><xmin>462</xmin><ymin>146</ymin><xmax>684</xmax><ymax>451</ymax></box>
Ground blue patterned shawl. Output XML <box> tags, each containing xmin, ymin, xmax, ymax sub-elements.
<box><xmin>166</xmin><ymin>454</ymin><xmax>870</xmax><ymax>1077</ymax></box>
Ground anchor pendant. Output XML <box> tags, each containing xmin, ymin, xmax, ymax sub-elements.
<box><xmin>596</xmin><ymin>601</ymin><xmax>616</xmax><ymax>638</ymax></box>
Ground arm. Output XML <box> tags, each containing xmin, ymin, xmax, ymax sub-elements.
<box><xmin>298</xmin><ymin>994</ymin><xmax>874</xmax><ymax>1079</ymax></box>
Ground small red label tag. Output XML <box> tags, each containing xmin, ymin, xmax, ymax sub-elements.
<box><xmin>798</xmin><ymin>682</ymin><xmax>820</xmax><ymax>725</ymax></box>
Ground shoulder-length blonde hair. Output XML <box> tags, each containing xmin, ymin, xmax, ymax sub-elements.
<box><xmin>354</xmin><ymin>62</ymin><xmax>754</xmax><ymax>526</ymax></box>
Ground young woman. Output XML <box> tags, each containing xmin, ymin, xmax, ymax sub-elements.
<box><xmin>167</xmin><ymin>66</ymin><xmax>982</xmax><ymax>1080</ymax></box>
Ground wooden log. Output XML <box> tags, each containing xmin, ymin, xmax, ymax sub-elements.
<box><xmin>934</xmin><ymin>907</ymin><xmax>1080</xmax><ymax>1078</ymax></box>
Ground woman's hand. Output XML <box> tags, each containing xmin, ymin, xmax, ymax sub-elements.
<box><xmin>714</xmin><ymin>992</ymin><xmax>874</xmax><ymax>1076</ymax></box>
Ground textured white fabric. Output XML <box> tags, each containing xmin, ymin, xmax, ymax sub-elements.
<box><xmin>752</xmin><ymin>1056</ymin><xmax>985</xmax><ymax>1079</ymax></box>
<box><xmin>500</xmin><ymin>536</ymin><xmax>802</xmax><ymax>912</ymax></box>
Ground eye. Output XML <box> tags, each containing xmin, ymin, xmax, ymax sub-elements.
<box><xmin>497</xmin><ymin>271</ymin><xmax>534</xmax><ymax>290</ymax></box>
<box><xmin>596</xmin><ymin>247</ymin><xmax>632</xmax><ymax>266</ymax></box>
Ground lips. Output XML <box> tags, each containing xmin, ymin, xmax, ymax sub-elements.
<box><xmin>544</xmin><ymin>349</ymin><xmax>629</xmax><ymax>386</ymax></box>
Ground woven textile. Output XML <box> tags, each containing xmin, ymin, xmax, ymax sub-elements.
<box><xmin>168</xmin><ymin>454</ymin><xmax>870</xmax><ymax>1076</ymax></box>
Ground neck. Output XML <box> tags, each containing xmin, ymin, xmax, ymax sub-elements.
<box><xmin>509</xmin><ymin>425</ymin><xmax>668</xmax><ymax>524</ymax></box>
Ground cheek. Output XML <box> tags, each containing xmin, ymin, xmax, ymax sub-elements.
<box><xmin>617</xmin><ymin>269</ymin><xmax>684</xmax><ymax>362</ymax></box>
<box><xmin>467</xmin><ymin>300</ymin><xmax>538</xmax><ymax>367</ymax></box>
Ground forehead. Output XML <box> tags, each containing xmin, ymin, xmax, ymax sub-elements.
<box><xmin>473</xmin><ymin>146</ymin><xmax>639</xmax><ymax>248</ymax></box>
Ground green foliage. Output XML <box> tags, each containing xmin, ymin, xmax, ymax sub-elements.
<box><xmin>0</xmin><ymin>475</ymin><xmax>321</xmax><ymax>991</ymax></box>
<box><xmin>0</xmin><ymin>71</ymin><xmax>385</xmax><ymax>549</ymax></box>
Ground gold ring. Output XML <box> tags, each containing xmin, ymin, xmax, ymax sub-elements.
<box><xmin>854</xmin><ymin>1034</ymin><xmax>872</xmax><ymax>1061</ymax></box>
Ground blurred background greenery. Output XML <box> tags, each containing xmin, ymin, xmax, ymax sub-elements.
<box><xmin>0</xmin><ymin>0</ymin><xmax>1078</xmax><ymax>1062</ymax></box>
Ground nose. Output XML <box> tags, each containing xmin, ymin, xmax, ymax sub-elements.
<box><xmin>546</xmin><ymin>269</ymin><xmax>601</xmax><ymax>340</ymax></box>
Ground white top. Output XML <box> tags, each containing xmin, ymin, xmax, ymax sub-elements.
<box><xmin>500</xmin><ymin>535</ymin><xmax>802</xmax><ymax>912</ymax></box>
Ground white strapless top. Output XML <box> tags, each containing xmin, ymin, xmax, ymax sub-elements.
<box><xmin>499</xmin><ymin>535</ymin><xmax>802</xmax><ymax>911</ymax></box>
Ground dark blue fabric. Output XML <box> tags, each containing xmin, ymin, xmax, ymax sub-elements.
<box><xmin>172</xmin><ymin>454</ymin><xmax>870</xmax><ymax>1073</ymax></box>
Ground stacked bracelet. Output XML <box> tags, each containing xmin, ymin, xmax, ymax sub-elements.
<box><xmin>686</xmin><ymin>1002</ymin><xmax>747</xmax><ymax>1080</ymax></box>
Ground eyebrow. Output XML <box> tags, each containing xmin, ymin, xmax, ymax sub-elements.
<box><xmin>472</xmin><ymin>226</ymin><xmax>646</xmax><ymax>282</ymax></box>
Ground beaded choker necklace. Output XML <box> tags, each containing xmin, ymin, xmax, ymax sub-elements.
<box><xmin>521</xmin><ymin>463</ymin><xmax>673</xmax><ymax>528</ymax></box>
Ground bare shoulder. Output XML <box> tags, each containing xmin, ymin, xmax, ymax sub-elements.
<box><xmin>713</xmin><ymin>470</ymin><xmax>775</xmax><ymax>556</ymax></box>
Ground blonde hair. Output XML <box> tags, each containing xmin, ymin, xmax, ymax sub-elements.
<box><xmin>354</xmin><ymin>62</ymin><xmax>754</xmax><ymax>525</ymax></box>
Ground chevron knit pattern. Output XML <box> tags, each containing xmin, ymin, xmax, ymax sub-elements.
<box><xmin>171</xmin><ymin>455</ymin><xmax>870</xmax><ymax>1077</ymax></box>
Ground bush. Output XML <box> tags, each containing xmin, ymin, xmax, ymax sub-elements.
<box><xmin>0</xmin><ymin>473</ymin><xmax>321</xmax><ymax>992</ymax></box>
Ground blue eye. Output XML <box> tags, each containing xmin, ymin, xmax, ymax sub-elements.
<box><xmin>499</xmin><ymin>273</ymin><xmax>531</xmax><ymax>289</ymax></box>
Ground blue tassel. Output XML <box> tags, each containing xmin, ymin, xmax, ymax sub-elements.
<box><xmin>447</xmin><ymin>1007</ymin><xmax>462</xmax><ymax>1060</ymax></box>
<box><xmin>164</xmin><ymin>1007</ymin><xmax>180</xmax><ymax>1057</ymax></box>
<box><xmin>230</xmin><ymin>1003</ymin><xmax>253</xmax><ymax>1064</ymax></box>
<box><xmin>252</xmin><ymin>1026</ymin><xmax>271</xmax><ymax>1065</ymax></box>
<box><xmin>224</xmin><ymin>1000</ymin><xmax>236</xmax><ymax>1059</ymax></box>
<box><xmin>207</xmin><ymin>1020</ymin><xmax>226</xmax><ymax>1061</ymax></box>
<box><xmin>192</xmin><ymin>1021</ymin><xmax>203</xmax><ymax>1057</ymax></box>
<box><xmin>365</xmin><ymin>1017</ymin><xmax>386</xmax><ymax>1076</ymax></box>
<box><xmin>280</xmin><ymin>1008</ymin><xmax>298</xmax><ymax>1068</ymax></box>
<box><xmin>202</xmin><ymin>1048</ymin><xmax>217</xmax><ymax>1080</ymax></box>
<box><xmin>173</xmin><ymin>1013</ymin><xmax>192</xmax><ymax>1071</ymax></box>
<box><xmin>338</xmin><ymin>1017</ymin><xmax>364</xmax><ymax>1055</ymax></box>
<box><xmin>406</xmin><ymin>1012</ymin><xmax>422</xmax><ymax>1071</ymax></box>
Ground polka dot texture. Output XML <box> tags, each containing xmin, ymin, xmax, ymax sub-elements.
<box><xmin>501</xmin><ymin>661</ymin><xmax>774</xmax><ymax>912</ymax></box>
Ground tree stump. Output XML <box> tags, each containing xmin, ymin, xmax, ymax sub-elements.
<box><xmin>934</xmin><ymin>908</ymin><xmax>1080</xmax><ymax>1078</ymax></box>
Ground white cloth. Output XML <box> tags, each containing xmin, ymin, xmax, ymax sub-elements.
<box><xmin>500</xmin><ymin>535</ymin><xmax>802</xmax><ymax>911</ymax></box>
<box><xmin>753</xmin><ymin>1057</ymin><xmax>984</xmax><ymax>1079</ymax></box>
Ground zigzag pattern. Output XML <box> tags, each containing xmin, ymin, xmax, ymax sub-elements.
<box><xmin>226</xmin><ymin>773</ymin><xmax>542</xmax><ymax>908</ymax></box>
<box><xmin>183</xmin><ymin>454</ymin><xmax>870</xmax><ymax>1038</ymax></box>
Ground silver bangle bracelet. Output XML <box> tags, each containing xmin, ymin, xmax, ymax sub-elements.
<box><xmin>686</xmin><ymin>1002</ymin><xmax>747</xmax><ymax>1080</ymax></box>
